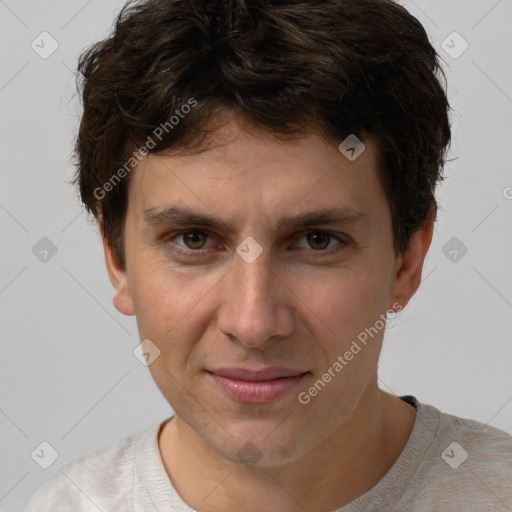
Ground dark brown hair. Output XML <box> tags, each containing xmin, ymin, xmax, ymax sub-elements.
<box><xmin>74</xmin><ymin>0</ymin><xmax>451</xmax><ymax>268</ymax></box>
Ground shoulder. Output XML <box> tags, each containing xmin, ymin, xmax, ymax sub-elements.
<box><xmin>434</xmin><ymin>405</ymin><xmax>512</xmax><ymax>460</ymax></box>
<box><xmin>24</xmin><ymin>422</ymin><xmax>161</xmax><ymax>512</ymax></box>
<box><xmin>415</xmin><ymin>403</ymin><xmax>512</xmax><ymax>509</ymax></box>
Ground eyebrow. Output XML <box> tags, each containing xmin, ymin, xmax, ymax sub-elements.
<box><xmin>142</xmin><ymin>204</ymin><xmax>370</xmax><ymax>233</ymax></box>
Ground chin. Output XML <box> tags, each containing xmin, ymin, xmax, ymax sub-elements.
<box><xmin>214</xmin><ymin>420</ymin><xmax>309</xmax><ymax>468</ymax></box>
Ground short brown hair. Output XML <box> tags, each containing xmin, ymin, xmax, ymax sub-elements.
<box><xmin>74</xmin><ymin>0</ymin><xmax>451</xmax><ymax>268</ymax></box>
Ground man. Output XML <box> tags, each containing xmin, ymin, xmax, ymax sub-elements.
<box><xmin>26</xmin><ymin>0</ymin><xmax>512</xmax><ymax>510</ymax></box>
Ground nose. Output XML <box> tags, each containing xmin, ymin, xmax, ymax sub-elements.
<box><xmin>217</xmin><ymin>250</ymin><xmax>295</xmax><ymax>349</ymax></box>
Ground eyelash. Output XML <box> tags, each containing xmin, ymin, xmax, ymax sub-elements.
<box><xmin>164</xmin><ymin>230</ymin><xmax>347</xmax><ymax>259</ymax></box>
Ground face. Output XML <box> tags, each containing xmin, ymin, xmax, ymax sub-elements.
<box><xmin>106</xmin><ymin>114</ymin><xmax>428</xmax><ymax>467</ymax></box>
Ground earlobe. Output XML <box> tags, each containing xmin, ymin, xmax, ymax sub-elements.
<box><xmin>102</xmin><ymin>237</ymin><xmax>135</xmax><ymax>316</ymax></box>
<box><xmin>388</xmin><ymin>209</ymin><xmax>435</xmax><ymax>311</ymax></box>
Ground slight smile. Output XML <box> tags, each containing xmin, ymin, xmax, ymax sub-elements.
<box><xmin>206</xmin><ymin>367</ymin><xmax>310</xmax><ymax>405</ymax></box>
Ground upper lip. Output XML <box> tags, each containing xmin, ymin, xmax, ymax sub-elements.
<box><xmin>207</xmin><ymin>367</ymin><xmax>308</xmax><ymax>381</ymax></box>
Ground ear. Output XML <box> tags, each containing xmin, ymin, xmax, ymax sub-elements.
<box><xmin>388</xmin><ymin>206</ymin><xmax>435</xmax><ymax>312</ymax></box>
<box><xmin>102</xmin><ymin>236</ymin><xmax>135</xmax><ymax>316</ymax></box>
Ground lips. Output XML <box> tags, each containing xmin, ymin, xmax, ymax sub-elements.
<box><xmin>208</xmin><ymin>367</ymin><xmax>307</xmax><ymax>381</ymax></box>
<box><xmin>206</xmin><ymin>367</ymin><xmax>308</xmax><ymax>404</ymax></box>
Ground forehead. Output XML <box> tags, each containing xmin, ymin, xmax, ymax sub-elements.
<box><xmin>127</xmin><ymin>117</ymin><xmax>387</xmax><ymax>231</ymax></box>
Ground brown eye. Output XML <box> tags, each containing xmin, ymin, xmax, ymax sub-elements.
<box><xmin>293</xmin><ymin>231</ymin><xmax>345</xmax><ymax>254</ymax></box>
<box><xmin>181</xmin><ymin>231</ymin><xmax>208</xmax><ymax>250</ymax></box>
<box><xmin>306</xmin><ymin>232</ymin><xmax>332</xmax><ymax>250</ymax></box>
<box><xmin>164</xmin><ymin>230</ymin><xmax>219</xmax><ymax>261</ymax></box>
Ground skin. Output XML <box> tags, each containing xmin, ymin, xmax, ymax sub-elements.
<box><xmin>104</xmin><ymin>112</ymin><xmax>433</xmax><ymax>512</ymax></box>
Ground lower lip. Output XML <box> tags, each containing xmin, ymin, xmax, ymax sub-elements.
<box><xmin>208</xmin><ymin>372</ymin><xmax>307</xmax><ymax>404</ymax></box>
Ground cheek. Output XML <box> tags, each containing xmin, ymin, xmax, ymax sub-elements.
<box><xmin>128</xmin><ymin>259</ymin><xmax>217</xmax><ymax>354</ymax></box>
<box><xmin>292</xmin><ymin>265</ymin><xmax>389</xmax><ymax>341</ymax></box>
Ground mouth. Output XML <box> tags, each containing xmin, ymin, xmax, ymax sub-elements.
<box><xmin>206</xmin><ymin>367</ymin><xmax>309</xmax><ymax>405</ymax></box>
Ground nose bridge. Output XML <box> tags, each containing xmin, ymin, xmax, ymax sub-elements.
<box><xmin>241</xmin><ymin>250</ymin><xmax>273</xmax><ymax>294</ymax></box>
<box><xmin>218</xmin><ymin>249</ymin><xmax>293</xmax><ymax>347</ymax></box>
<box><xmin>230</xmin><ymin>249</ymin><xmax>277</xmax><ymax>315</ymax></box>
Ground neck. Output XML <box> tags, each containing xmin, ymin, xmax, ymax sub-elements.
<box><xmin>158</xmin><ymin>388</ymin><xmax>417</xmax><ymax>512</ymax></box>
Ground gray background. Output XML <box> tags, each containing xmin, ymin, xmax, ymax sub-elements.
<box><xmin>1</xmin><ymin>0</ymin><xmax>511</xmax><ymax>510</ymax></box>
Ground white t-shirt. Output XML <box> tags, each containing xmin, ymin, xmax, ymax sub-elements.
<box><xmin>25</xmin><ymin>398</ymin><xmax>512</xmax><ymax>511</ymax></box>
